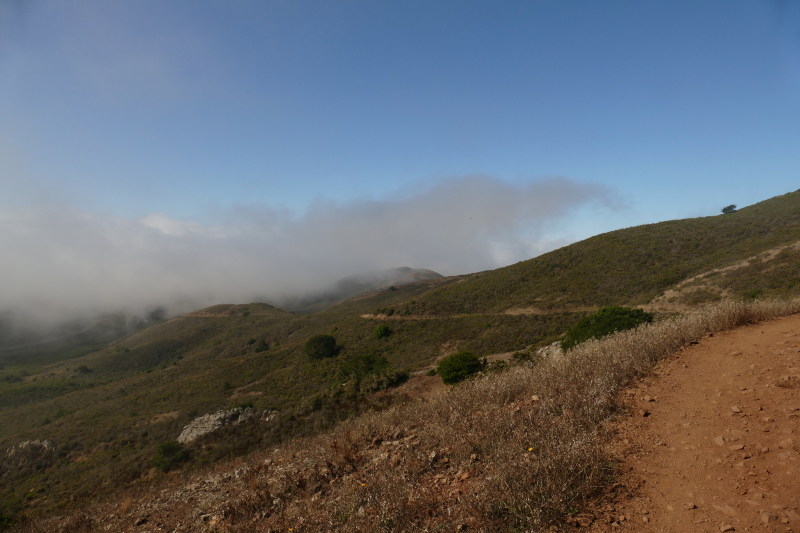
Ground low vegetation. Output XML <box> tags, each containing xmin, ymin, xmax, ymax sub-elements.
<box><xmin>436</xmin><ymin>350</ymin><xmax>484</xmax><ymax>385</ymax></box>
<box><xmin>560</xmin><ymin>306</ymin><xmax>653</xmax><ymax>351</ymax></box>
<box><xmin>303</xmin><ymin>334</ymin><xmax>339</xmax><ymax>360</ymax></box>
<box><xmin>151</xmin><ymin>441</ymin><xmax>190</xmax><ymax>473</ymax></box>
<box><xmin>17</xmin><ymin>298</ymin><xmax>799</xmax><ymax>532</ymax></box>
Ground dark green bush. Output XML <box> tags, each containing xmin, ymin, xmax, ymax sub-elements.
<box><xmin>561</xmin><ymin>306</ymin><xmax>653</xmax><ymax>351</ymax></box>
<box><xmin>437</xmin><ymin>351</ymin><xmax>484</xmax><ymax>385</ymax></box>
<box><xmin>152</xmin><ymin>441</ymin><xmax>191</xmax><ymax>472</ymax></box>
<box><xmin>339</xmin><ymin>353</ymin><xmax>389</xmax><ymax>381</ymax></box>
<box><xmin>303</xmin><ymin>334</ymin><xmax>338</xmax><ymax>360</ymax></box>
<box><xmin>371</xmin><ymin>324</ymin><xmax>391</xmax><ymax>340</ymax></box>
<box><xmin>425</xmin><ymin>368</ymin><xmax>436</xmax><ymax>377</ymax></box>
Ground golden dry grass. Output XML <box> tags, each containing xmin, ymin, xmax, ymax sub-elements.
<box><xmin>15</xmin><ymin>298</ymin><xmax>800</xmax><ymax>533</ymax></box>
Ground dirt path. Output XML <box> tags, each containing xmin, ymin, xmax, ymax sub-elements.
<box><xmin>602</xmin><ymin>314</ymin><xmax>800</xmax><ymax>532</ymax></box>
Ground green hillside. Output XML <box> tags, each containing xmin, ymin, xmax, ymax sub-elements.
<box><xmin>409</xmin><ymin>189</ymin><xmax>800</xmax><ymax>315</ymax></box>
<box><xmin>2</xmin><ymin>189</ymin><xmax>800</xmax><ymax>523</ymax></box>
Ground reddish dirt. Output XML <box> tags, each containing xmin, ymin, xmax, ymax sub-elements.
<box><xmin>393</xmin><ymin>371</ymin><xmax>449</xmax><ymax>400</ymax></box>
<box><xmin>600</xmin><ymin>315</ymin><xmax>800</xmax><ymax>532</ymax></box>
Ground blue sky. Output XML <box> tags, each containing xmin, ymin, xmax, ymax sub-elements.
<box><xmin>0</xmin><ymin>1</ymin><xmax>799</xmax><ymax>315</ymax></box>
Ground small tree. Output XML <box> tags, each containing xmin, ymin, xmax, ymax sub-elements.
<box><xmin>721</xmin><ymin>204</ymin><xmax>737</xmax><ymax>214</ymax></box>
<box><xmin>437</xmin><ymin>351</ymin><xmax>484</xmax><ymax>385</ymax></box>
<box><xmin>303</xmin><ymin>334</ymin><xmax>338</xmax><ymax>360</ymax></box>
<box><xmin>371</xmin><ymin>324</ymin><xmax>391</xmax><ymax>340</ymax></box>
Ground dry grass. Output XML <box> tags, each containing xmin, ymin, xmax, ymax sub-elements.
<box><xmin>15</xmin><ymin>298</ymin><xmax>800</xmax><ymax>533</ymax></box>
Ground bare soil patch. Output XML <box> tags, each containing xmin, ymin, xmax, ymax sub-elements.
<box><xmin>601</xmin><ymin>314</ymin><xmax>800</xmax><ymax>532</ymax></box>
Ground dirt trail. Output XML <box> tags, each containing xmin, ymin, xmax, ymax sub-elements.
<box><xmin>603</xmin><ymin>314</ymin><xmax>800</xmax><ymax>532</ymax></box>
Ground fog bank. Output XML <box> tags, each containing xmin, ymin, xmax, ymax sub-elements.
<box><xmin>0</xmin><ymin>176</ymin><xmax>618</xmax><ymax>323</ymax></box>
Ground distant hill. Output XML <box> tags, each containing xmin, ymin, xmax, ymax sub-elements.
<box><xmin>280</xmin><ymin>267</ymin><xmax>443</xmax><ymax>313</ymax></box>
<box><xmin>3</xmin><ymin>190</ymin><xmax>800</xmax><ymax>521</ymax></box>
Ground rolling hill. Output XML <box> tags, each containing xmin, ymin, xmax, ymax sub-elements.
<box><xmin>2</xmin><ymin>188</ymin><xmax>800</xmax><ymax>523</ymax></box>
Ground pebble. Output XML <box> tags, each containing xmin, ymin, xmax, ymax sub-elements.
<box><xmin>731</xmin><ymin>406</ymin><xmax>742</xmax><ymax>413</ymax></box>
<box><xmin>720</xmin><ymin>525</ymin><xmax>734</xmax><ymax>532</ymax></box>
<box><xmin>714</xmin><ymin>436</ymin><xmax>725</xmax><ymax>446</ymax></box>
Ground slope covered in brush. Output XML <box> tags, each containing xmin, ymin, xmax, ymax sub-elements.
<box><xmin>409</xmin><ymin>189</ymin><xmax>800</xmax><ymax>315</ymax></box>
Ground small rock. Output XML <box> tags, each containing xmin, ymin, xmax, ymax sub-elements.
<box><xmin>720</xmin><ymin>525</ymin><xmax>734</xmax><ymax>532</ymax></box>
<box><xmin>731</xmin><ymin>406</ymin><xmax>742</xmax><ymax>413</ymax></box>
<box><xmin>641</xmin><ymin>516</ymin><xmax>649</xmax><ymax>523</ymax></box>
<box><xmin>761</xmin><ymin>512</ymin><xmax>776</xmax><ymax>524</ymax></box>
<box><xmin>643</xmin><ymin>395</ymin><xmax>652</xmax><ymax>402</ymax></box>
<box><xmin>714</xmin><ymin>436</ymin><xmax>725</xmax><ymax>446</ymax></box>
<box><xmin>134</xmin><ymin>518</ymin><xmax>148</xmax><ymax>527</ymax></box>
<box><xmin>754</xmin><ymin>493</ymin><xmax>764</xmax><ymax>498</ymax></box>
<box><xmin>639</xmin><ymin>409</ymin><xmax>650</xmax><ymax>417</ymax></box>
<box><xmin>686</xmin><ymin>503</ymin><xmax>697</xmax><ymax>510</ymax></box>
<box><xmin>728</xmin><ymin>444</ymin><xmax>745</xmax><ymax>451</ymax></box>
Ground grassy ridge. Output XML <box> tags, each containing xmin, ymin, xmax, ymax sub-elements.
<box><xmin>409</xmin><ymin>189</ymin><xmax>800</xmax><ymax>315</ymax></box>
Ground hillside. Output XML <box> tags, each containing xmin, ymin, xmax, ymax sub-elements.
<box><xmin>2</xmin><ymin>189</ymin><xmax>800</xmax><ymax>525</ymax></box>
<box><xmin>279</xmin><ymin>267</ymin><xmax>444</xmax><ymax>313</ymax></box>
<box><xmin>15</xmin><ymin>299</ymin><xmax>799</xmax><ymax>532</ymax></box>
<box><xmin>408</xmin><ymin>189</ymin><xmax>800</xmax><ymax>315</ymax></box>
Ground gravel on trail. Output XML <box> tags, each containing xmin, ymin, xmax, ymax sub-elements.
<box><xmin>602</xmin><ymin>314</ymin><xmax>800</xmax><ymax>532</ymax></box>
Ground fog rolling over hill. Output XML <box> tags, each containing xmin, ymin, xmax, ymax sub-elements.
<box><xmin>277</xmin><ymin>267</ymin><xmax>443</xmax><ymax>313</ymax></box>
<box><xmin>3</xmin><ymin>189</ymin><xmax>800</xmax><ymax>524</ymax></box>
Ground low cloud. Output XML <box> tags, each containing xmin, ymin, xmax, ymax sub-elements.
<box><xmin>0</xmin><ymin>176</ymin><xmax>618</xmax><ymax>323</ymax></box>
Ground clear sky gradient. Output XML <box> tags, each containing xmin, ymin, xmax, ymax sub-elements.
<box><xmin>1</xmin><ymin>1</ymin><xmax>799</xmax><ymax>316</ymax></box>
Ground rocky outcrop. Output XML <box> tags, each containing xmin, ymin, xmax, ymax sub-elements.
<box><xmin>6</xmin><ymin>439</ymin><xmax>56</xmax><ymax>456</ymax></box>
<box><xmin>177</xmin><ymin>408</ymin><xmax>276</xmax><ymax>444</ymax></box>
<box><xmin>534</xmin><ymin>341</ymin><xmax>564</xmax><ymax>359</ymax></box>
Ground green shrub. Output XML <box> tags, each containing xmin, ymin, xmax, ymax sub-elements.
<box><xmin>437</xmin><ymin>351</ymin><xmax>484</xmax><ymax>385</ymax></box>
<box><xmin>561</xmin><ymin>306</ymin><xmax>653</xmax><ymax>351</ymax></box>
<box><xmin>339</xmin><ymin>353</ymin><xmax>389</xmax><ymax>381</ymax></box>
<box><xmin>425</xmin><ymin>368</ymin><xmax>436</xmax><ymax>377</ymax></box>
<box><xmin>371</xmin><ymin>324</ymin><xmax>391</xmax><ymax>340</ymax></box>
<box><xmin>303</xmin><ymin>334</ymin><xmax>338</xmax><ymax>360</ymax></box>
<box><xmin>152</xmin><ymin>441</ymin><xmax>191</xmax><ymax>472</ymax></box>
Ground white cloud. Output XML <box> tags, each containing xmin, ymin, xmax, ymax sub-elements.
<box><xmin>0</xmin><ymin>175</ymin><xmax>619</xmax><ymax>322</ymax></box>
